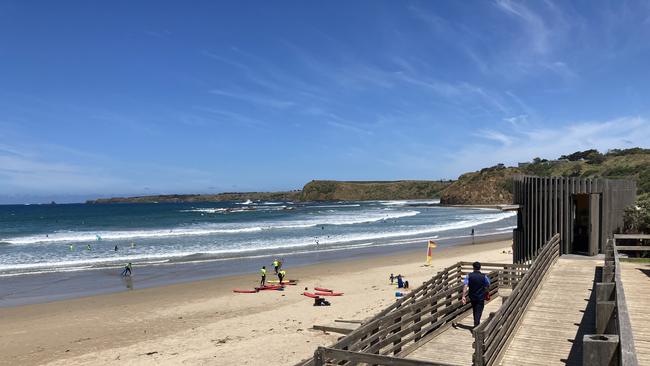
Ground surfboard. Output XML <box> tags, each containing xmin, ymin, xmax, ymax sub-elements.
<box><xmin>315</xmin><ymin>291</ymin><xmax>343</xmax><ymax>296</ymax></box>
<box><xmin>302</xmin><ymin>292</ymin><xmax>320</xmax><ymax>298</ymax></box>
<box><xmin>314</xmin><ymin>287</ymin><xmax>332</xmax><ymax>292</ymax></box>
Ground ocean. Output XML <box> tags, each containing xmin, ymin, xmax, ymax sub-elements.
<box><xmin>0</xmin><ymin>199</ymin><xmax>515</xmax><ymax>277</ymax></box>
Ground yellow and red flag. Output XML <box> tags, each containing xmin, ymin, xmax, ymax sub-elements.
<box><xmin>426</xmin><ymin>240</ymin><xmax>437</xmax><ymax>265</ymax></box>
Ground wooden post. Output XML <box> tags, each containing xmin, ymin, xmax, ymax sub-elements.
<box><xmin>596</xmin><ymin>283</ymin><xmax>615</xmax><ymax>302</ymax></box>
<box><xmin>473</xmin><ymin>328</ymin><xmax>485</xmax><ymax>366</ymax></box>
<box><xmin>582</xmin><ymin>335</ymin><xmax>619</xmax><ymax>366</ymax></box>
<box><xmin>596</xmin><ymin>301</ymin><xmax>616</xmax><ymax>334</ymax></box>
<box><xmin>314</xmin><ymin>347</ymin><xmax>324</xmax><ymax>366</ymax></box>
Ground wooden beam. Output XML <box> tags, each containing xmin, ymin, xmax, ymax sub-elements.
<box><xmin>318</xmin><ymin>347</ymin><xmax>455</xmax><ymax>366</ymax></box>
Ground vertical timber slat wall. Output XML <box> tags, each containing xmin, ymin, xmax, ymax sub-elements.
<box><xmin>511</xmin><ymin>175</ymin><xmax>636</xmax><ymax>264</ymax></box>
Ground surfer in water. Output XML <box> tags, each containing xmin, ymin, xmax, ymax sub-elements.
<box><xmin>114</xmin><ymin>245</ymin><xmax>118</xmax><ymax>251</ymax></box>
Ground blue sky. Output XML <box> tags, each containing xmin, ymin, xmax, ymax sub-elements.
<box><xmin>1</xmin><ymin>1</ymin><xmax>650</xmax><ymax>203</ymax></box>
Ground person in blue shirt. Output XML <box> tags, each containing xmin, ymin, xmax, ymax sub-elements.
<box><xmin>462</xmin><ymin>261</ymin><xmax>491</xmax><ymax>327</ymax></box>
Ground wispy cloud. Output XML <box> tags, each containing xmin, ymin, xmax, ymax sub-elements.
<box><xmin>494</xmin><ymin>0</ymin><xmax>551</xmax><ymax>55</ymax></box>
<box><xmin>209</xmin><ymin>89</ymin><xmax>295</xmax><ymax>109</ymax></box>
<box><xmin>451</xmin><ymin>116</ymin><xmax>650</xmax><ymax>172</ymax></box>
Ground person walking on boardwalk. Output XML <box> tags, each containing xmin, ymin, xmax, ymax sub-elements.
<box><xmin>260</xmin><ymin>266</ymin><xmax>267</xmax><ymax>286</ymax></box>
<box><xmin>278</xmin><ymin>269</ymin><xmax>286</xmax><ymax>284</ymax></box>
<box><xmin>462</xmin><ymin>261</ymin><xmax>490</xmax><ymax>327</ymax></box>
<box><xmin>121</xmin><ymin>262</ymin><xmax>132</xmax><ymax>277</ymax></box>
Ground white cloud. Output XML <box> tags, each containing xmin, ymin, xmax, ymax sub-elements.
<box><xmin>448</xmin><ymin>116</ymin><xmax>650</xmax><ymax>174</ymax></box>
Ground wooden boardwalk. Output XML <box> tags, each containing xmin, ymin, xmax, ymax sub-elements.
<box><xmin>407</xmin><ymin>296</ymin><xmax>505</xmax><ymax>365</ymax></box>
<box><xmin>498</xmin><ymin>257</ymin><xmax>599</xmax><ymax>366</ymax></box>
<box><xmin>619</xmin><ymin>261</ymin><xmax>650</xmax><ymax>365</ymax></box>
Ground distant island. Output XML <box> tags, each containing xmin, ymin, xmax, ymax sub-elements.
<box><xmin>87</xmin><ymin>148</ymin><xmax>650</xmax><ymax>205</ymax></box>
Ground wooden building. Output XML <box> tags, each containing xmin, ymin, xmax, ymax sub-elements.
<box><xmin>512</xmin><ymin>175</ymin><xmax>636</xmax><ymax>263</ymax></box>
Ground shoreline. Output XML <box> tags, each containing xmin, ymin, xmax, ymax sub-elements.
<box><xmin>0</xmin><ymin>232</ymin><xmax>511</xmax><ymax>307</ymax></box>
<box><xmin>0</xmin><ymin>238</ymin><xmax>513</xmax><ymax>366</ymax></box>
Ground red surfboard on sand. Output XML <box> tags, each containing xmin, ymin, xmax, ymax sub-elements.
<box><xmin>314</xmin><ymin>287</ymin><xmax>333</xmax><ymax>292</ymax></box>
<box><xmin>315</xmin><ymin>291</ymin><xmax>343</xmax><ymax>296</ymax></box>
<box><xmin>302</xmin><ymin>292</ymin><xmax>319</xmax><ymax>298</ymax></box>
<box><xmin>256</xmin><ymin>285</ymin><xmax>283</xmax><ymax>291</ymax></box>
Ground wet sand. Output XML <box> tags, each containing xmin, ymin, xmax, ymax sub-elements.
<box><xmin>0</xmin><ymin>239</ymin><xmax>513</xmax><ymax>366</ymax></box>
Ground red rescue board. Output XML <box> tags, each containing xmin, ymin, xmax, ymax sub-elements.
<box><xmin>302</xmin><ymin>292</ymin><xmax>320</xmax><ymax>298</ymax></box>
<box><xmin>256</xmin><ymin>285</ymin><xmax>283</xmax><ymax>291</ymax></box>
<box><xmin>315</xmin><ymin>291</ymin><xmax>343</xmax><ymax>296</ymax></box>
<box><xmin>314</xmin><ymin>287</ymin><xmax>332</xmax><ymax>292</ymax></box>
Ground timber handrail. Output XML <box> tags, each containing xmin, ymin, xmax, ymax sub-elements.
<box><xmin>298</xmin><ymin>260</ymin><xmax>521</xmax><ymax>366</ymax></box>
<box><xmin>472</xmin><ymin>234</ymin><xmax>560</xmax><ymax>366</ymax></box>
<box><xmin>313</xmin><ymin>347</ymin><xmax>455</xmax><ymax>366</ymax></box>
<box><xmin>592</xmin><ymin>237</ymin><xmax>640</xmax><ymax>366</ymax></box>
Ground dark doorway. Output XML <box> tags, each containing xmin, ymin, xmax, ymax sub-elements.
<box><xmin>572</xmin><ymin>194</ymin><xmax>601</xmax><ymax>255</ymax></box>
<box><xmin>572</xmin><ymin>194</ymin><xmax>590</xmax><ymax>254</ymax></box>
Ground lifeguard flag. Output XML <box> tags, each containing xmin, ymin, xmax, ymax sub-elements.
<box><xmin>426</xmin><ymin>240</ymin><xmax>437</xmax><ymax>265</ymax></box>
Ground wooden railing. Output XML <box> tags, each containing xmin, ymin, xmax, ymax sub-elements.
<box><xmin>302</xmin><ymin>261</ymin><xmax>527</xmax><ymax>366</ymax></box>
<box><xmin>472</xmin><ymin>234</ymin><xmax>560</xmax><ymax>366</ymax></box>
<box><xmin>585</xmin><ymin>236</ymin><xmax>641</xmax><ymax>366</ymax></box>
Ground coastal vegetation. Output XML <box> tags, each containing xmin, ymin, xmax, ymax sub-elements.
<box><xmin>89</xmin><ymin>147</ymin><xmax>649</xmax><ymax>205</ymax></box>
<box><xmin>440</xmin><ymin>147</ymin><xmax>650</xmax><ymax>205</ymax></box>
<box><xmin>300</xmin><ymin>180</ymin><xmax>451</xmax><ymax>201</ymax></box>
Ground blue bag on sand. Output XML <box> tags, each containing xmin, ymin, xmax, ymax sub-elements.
<box><xmin>395</xmin><ymin>292</ymin><xmax>403</xmax><ymax>297</ymax></box>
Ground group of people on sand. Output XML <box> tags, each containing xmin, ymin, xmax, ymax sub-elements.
<box><xmin>389</xmin><ymin>273</ymin><xmax>409</xmax><ymax>289</ymax></box>
<box><xmin>260</xmin><ymin>258</ymin><xmax>287</xmax><ymax>286</ymax></box>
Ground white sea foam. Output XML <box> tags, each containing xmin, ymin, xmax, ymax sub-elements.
<box><xmin>236</xmin><ymin>199</ymin><xmax>253</xmax><ymax>205</ymax></box>
<box><xmin>379</xmin><ymin>199</ymin><xmax>441</xmax><ymax>206</ymax></box>
<box><xmin>1</xmin><ymin>210</ymin><xmax>421</xmax><ymax>245</ymax></box>
<box><xmin>310</xmin><ymin>204</ymin><xmax>361</xmax><ymax>208</ymax></box>
<box><xmin>0</xmin><ymin>210</ymin><xmax>516</xmax><ymax>275</ymax></box>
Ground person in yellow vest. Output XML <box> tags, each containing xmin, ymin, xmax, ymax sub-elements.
<box><xmin>260</xmin><ymin>266</ymin><xmax>267</xmax><ymax>286</ymax></box>
<box><xmin>273</xmin><ymin>259</ymin><xmax>280</xmax><ymax>274</ymax></box>
<box><xmin>278</xmin><ymin>269</ymin><xmax>287</xmax><ymax>284</ymax></box>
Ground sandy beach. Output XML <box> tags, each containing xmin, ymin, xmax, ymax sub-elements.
<box><xmin>0</xmin><ymin>239</ymin><xmax>512</xmax><ymax>366</ymax></box>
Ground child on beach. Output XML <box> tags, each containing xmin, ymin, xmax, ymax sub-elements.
<box><xmin>390</xmin><ymin>273</ymin><xmax>395</xmax><ymax>284</ymax></box>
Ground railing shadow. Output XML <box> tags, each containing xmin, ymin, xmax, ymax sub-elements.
<box><xmin>637</xmin><ymin>267</ymin><xmax>650</xmax><ymax>279</ymax></box>
<box><xmin>561</xmin><ymin>266</ymin><xmax>600</xmax><ymax>366</ymax></box>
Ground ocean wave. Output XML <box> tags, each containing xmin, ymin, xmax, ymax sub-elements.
<box><xmin>1</xmin><ymin>210</ymin><xmax>421</xmax><ymax>245</ymax></box>
<box><xmin>379</xmin><ymin>199</ymin><xmax>441</xmax><ymax>206</ymax></box>
<box><xmin>0</xmin><ymin>211</ymin><xmax>515</xmax><ymax>275</ymax></box>
<box><xmin>310</xmin><ymin>204</ymin><xmax>361</xmax><ymax>208</ymax></box>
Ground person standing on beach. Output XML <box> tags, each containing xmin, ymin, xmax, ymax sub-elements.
<box><xmin>471</xmin><ymin>228</ymin><xmax>475</xmax><ymax>244</ymax></box>
<box><xmin>462</xmin><ymin>261</ymin><xmax>490</xmax><ymax>327</ymax></box>
<box><xmin>273</xmin><ymin>259</ymin><xmax>280</xmax><ymax>274</ymax></box>
<box><xmin>278</xmin><ymin>269</ymin><xmax>286</xmax><ymax>284</ymax></box>
<box><xmin>260</xmin><ymin>266</ymin><xmax>267</xmax><ymax>286</ymax></box>
<box><xmin>121</xmin><ymin>262</ymin><xmax>132</xmax><ymax>277</ymax></box>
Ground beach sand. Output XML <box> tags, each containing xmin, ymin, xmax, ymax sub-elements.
<box><xmin>0</xmin><ymin>240</ymin><xmax>512</xmax><ymax>366</ymax></box>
